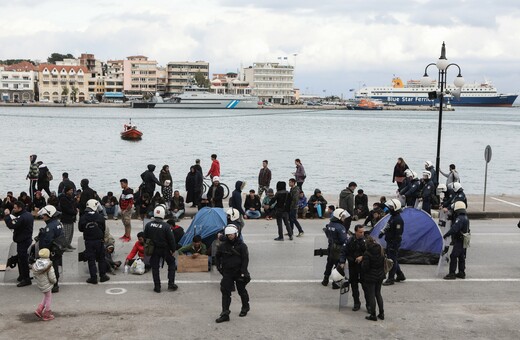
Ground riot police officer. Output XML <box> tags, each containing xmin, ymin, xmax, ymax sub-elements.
<box><xmin>37</xmin><ymin>205</ymin><xmax>64</xmax><ymax>293</ymax></box>
<box><xmin>79</xmin><ymin>199</ymin><xmax>110</xmax><ymax>284</ymax></box>
<box><xmin>443</xmin><ymin>201</ymin><xmax>470</xmax><ymax>280</ymax></box>
<box><xmin>379</xmin><ymin>199</ymin><xmax>406</xmax><ymax>286</ymax></box>
<box><xmin>339</xmin><ymin>224</ymin><xmax>367</xmax><ymax>311</ymax></box>
<box><xmin>144</xmin><ymin>205</ymin><xmax>177</xmax><ymax>293</ymax></box>
<box><xmin>322</xmin><ymin>208</ymin><xmax>349</xmax><ymax>289</ymax></box>
<box><xmin>215</xmin><ymin>225</ymin><xmax>250</xmax><ymax>323</ymax></box>
<box><xmin>400</xmin><ymin>171</ymin><xmax>421</xmax><ymax>207</ymax></box>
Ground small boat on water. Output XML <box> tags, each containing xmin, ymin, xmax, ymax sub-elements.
<box><xmin>121</xmin><ymin>119</ymin><xmax>143</xmax><ymax>140</ymax></box>
<box><xmin>349</xmin><ymin>98</ymin><xmax>384</xmax><ymax>110</ymax></box>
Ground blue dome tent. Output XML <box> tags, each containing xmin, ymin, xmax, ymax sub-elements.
<box><xmin>179</xmin><ymin>207</ymin><xmax>227</xmax><ymax>248</ymax></box>
<box><xmin>370</xmin><ymin>208</ymin><xmax>443</xmax><ymax>264</ymax></box>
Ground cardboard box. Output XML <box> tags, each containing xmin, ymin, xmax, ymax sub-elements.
<box><xmin>177</xmin><ymin>255</ymin><xmax>209</xmax><ymax>273</ymax></box>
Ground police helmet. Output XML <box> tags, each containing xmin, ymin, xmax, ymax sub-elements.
<box><xmin>154</xmin><ymin>205</ymin><xmax>166</xmax><ymax>219</ymax></box>
<box><xmin>422</xmin><ymin>170</ymin><xmax>431</xmax><ymax>179</ymax></box>
<box><xmin>385</xmin><ymin>198</ymin><xmax>402</xmax><ymax>211</ymax></box>
<box><xmin>38</xmin><ymin>205</ymin><xmax>57</xmax><ymax>218</ymax></box>
<box><xmin>226</xmin><ymin>208</ymin><xmax>240</xmax><ymax>221</ymax></box>
<box><xmin>453</xmin><ymin>182</ymin><xmax>463</xmax><ymax>192</ymax></box>
<box><xmin>333</xmin><ymin>208</ymin><xmax>350</xmax><ymax>221</ymax></box>
<box><xmin>86</xmin><ymin>199</ymin><xmax>99</xmax><ymax>212</ymax></box>
<box><xmin>454</xmin><ymin>201</ymin><xmax>466</xmax><ymax>211</ymax></box>
<box><xmin>436</xmin><ymin>183</ymin><xmax>447</xmax><ymax>195</ymax></box>
<box><xmin>224</xmin><ymin>225</ymin><xmax>238</xmax><ymax>235</ymax></box>
<box><xmin>330</xmin><ymin>267</ymin><xmax>345</xmax><ymax>282</ymax></box>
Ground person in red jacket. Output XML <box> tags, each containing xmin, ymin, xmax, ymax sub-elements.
<box><xmin>206</xmin><ymin>154</ymin><xmax>221</xmax><ymax>179</ymax></box>
<box><xmin>125</xmin><ymin>232</ymin><xmax>145</xmax><ymax>266</ymax></box>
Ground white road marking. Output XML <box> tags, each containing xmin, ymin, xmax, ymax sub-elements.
<box><xmin>490</xmin><ymin>197</ymin><xmax>520</xmax><ymax>208</ymax></box>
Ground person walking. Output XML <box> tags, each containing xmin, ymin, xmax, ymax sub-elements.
<box><xmin>215</xmin><ymin>225</ymin><xmax>250</xmax><ymax>323</ymax></box>
<box><xmin>322</xmin><ymin>208</ymin><xmax>349</xmax><ymax>289</ymax></box>
<box><xmin>270</xmin><ymin>181</ymin><xmax>291</xmax><ymax>241</ymax></box>
<box><xmin>392</xmin><ymin>157</ymin><xmax>409</xmax><ymax>190</ymax></box>
<box><xmin>78</xmin><ymin>199</ymin><xmax>110</xmax><ymax>284</ymax></box>
<box><xmin>36</xmin><ymin>161</ymin><xmax>52</xmax><ymax>197</ymax></box>
<box><xmin>144</xmin><ymin>205</ymin><xmax>177</xmax><ymax>293</ymax></box>
<box><xmin>3</xmin><ymin>201</ymin><xmax>34</xmax><ymax>287</ymax></box>
<box><xmin>32</xmin><ymin>248</ymin><xmax>57</xmax><ymax>321</ymax></box>
<box><xmin>258</xmin><ymin>160</ymin><xmax>272</xmax><ymax>198</ymax></box>
<box><xmin>140</xmin><ymin>164</ymin><xmax>162</xmax><ymax>198</ymax></box>
<box><xmin>206</xmin><ymin>154</ymin><xmax>221</xmax><ymax>180</ymax></box>
<box><xmin>339</xmin><ymin>224</ymin><xmax>367</xmax><ymax>312</ymax></box>
<box><xmin>27</xmin><ymin>154</ymin><xmax>39</xmax><ymax>199</ymax></box>
<box><xmin>293</xmin><ymin>159</ymin><xmax>306</xmax><ymax>190</ymax></box>
<box><xmin>159</xmin><ymin>165</ymin><xmax>173</xmax><ymax>206</ymax></box>
<box><xmin>288</xmin><ymin>178</ymin><xmax>304</xmax><ymax>237</ymax></box>
<box><xmin>443</xmin><ymin>201</ymin><xmax>470</xmax><ymax>280</ymax></box>
<box><xmin>379</xmin><ymin>199</ymin><xmax>406</xmax><ymax>286</ymax></box>
<box><xmin>119</xmin><ymin>178</ymin><xmax>134</xmax><ymax>242</ymax></box>
<box><xmin>36</xmin><ymin>205</ymin><xmax>64</xmax><ymax>293</ymax></box>
<box><xmin>362</xmin><ymin>236</ymin><xmax>385</xmax><ymax>321</ymax></box>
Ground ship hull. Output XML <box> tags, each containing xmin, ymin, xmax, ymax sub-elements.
<box><xmin>359</xmin><ymin>94</ymin><xmax>518</xmax><ymax>107</ymax></box>
<box><xmin>132</xmin><ymin>98</ymin><xmax>258</xmax><ymax>109</ymax></box>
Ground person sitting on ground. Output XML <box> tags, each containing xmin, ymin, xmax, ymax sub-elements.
<box><xmin>2</xmin><ymin>191</ymin><xmax>16</xmax><ymax>213</ymax></box>
<box><xmin>170</xmin><ymin>190</ymin><xmax>185</xmax><ymax>220</ymax></box>
<box><xmin>151</xmin><ymin>192</ymin><xmax>165</xmax><ymax>213</ymax></box>
<box><xmin>244</xmin><ymin>189</ymin><xmax>262</xmax><ymax>219</ymax></box>
<box><xmin>32</xmin><ymin>191</ymin><xmax>46</xmax><ymax>216</ymax></box>
<box><xmin>364</xmin><ymin>203</ymin><xmax>384</xmax><ymax>231</ymax></box>
<box><xmin>178</xmin><ymin>235</ymin><xmax>207</xmax><ymax>257</ymax></box>
<box><xmin>354</xmin><ymin>189</ymin><xmax>370</xmax><ymax>220</ymax></box>
<box><xmin>167</xmin><ymin>219</ymin><xmax>185</xmax><ymax>250</ymax></box>
<box><xmin>101</xmin><ymin>192</ymin><xmax>120</xmax><ymax>220</ymax></box>
<box><xmin>297</xmin><ymin>191</ymin><xmax>308</xmax><ymax>218</ymax></box>
<box><xmin>125</xmin><ymin>232</ymin><xmax>146</xmax><ymax>266</ymax></box>
<box><xmin>326</xmin><ymin>205</ymin><xmax>336</xmax><ymax>219</ymax></box>
<box><xmin>308</xmin><ymin>189</ymin><xmax>328</xmax><ymax>219</ymax></box>
<box><xmin>138</xmin><ymin>192</ymin><xmax>152</xmax><ymax>220</ymax></box>
<box><xmin>18</xmin><ymin>191</ymin><xmax>34</xmax><ymax>212</ymax></box>
<box><xmin>47</xmin><ymin>192</ymin><xmax>59</xmax><ymax>208</ymax></box>
<box><xmin>105</xmin><ymin>244</ymin><xmax>122</xmax><ymax>274</ymax></box>
<box><xmin>262</xmin><ymin>188</ymin><xmax>275</xmax><ymax>220</ymax></box>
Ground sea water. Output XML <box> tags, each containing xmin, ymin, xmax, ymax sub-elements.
<box><xmin>0</xmin><ymin>105</ymin><xmax>518</xmax><ymax>197</ymax></box>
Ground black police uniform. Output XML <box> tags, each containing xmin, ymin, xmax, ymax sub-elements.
<box><xmin>4</xmin><ymin>209</ymin><xmax>34</xmax><ymax>285</ymax></box>
<box><xmin>38</xmin><ymin>217</ymin><xmax>64</xmax><ymax>287</ymax></box>
<box><xmin>421</xmin><ymin>178</ymin><xmax>435</xmax><ymax>215</ymax></box>
<box><xmin>443</xmin><ymin>210</ymin><xmax>470</xmax><ymax>277</ymax></box>
<box><xmin>323</xmin><ymin>218</ymin><xmax>348</xmax><ymax>284</ymax></box>
<box><xmin>379</xmin><ymin>210</ymin><xmax>405</xmax><ymax>283</ymax></box>
<box><xmin>339</xmin><ymin>235</ymin><xmax>367</xmax><ymax>308</ymax></box>
<box><xmin>144</xmin><ymin>218</ymin><xmax>177</xmax><ymax>291</ymax></box>
<box><xmin>400</xmin><ymin>178</ymin><xmax>420</xmax><ymax>207</ymax></box>
<box><xmin>79</xmin><ymin>210</ymin><xmax>108</xmax><ymax>282</ymax></box>
<box><xmin>215</xmin><ymin>234</ymin><xmax>250</xmax><ymax>319</ymax></box>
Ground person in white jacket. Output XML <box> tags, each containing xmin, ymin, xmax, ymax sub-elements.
<box><xmin>32</xmin><ymin>248</ymin><xmax>57</xmax><ymax>321</ymax></box>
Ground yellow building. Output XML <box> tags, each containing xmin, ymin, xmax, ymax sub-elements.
<box><xmin>38</xmin><ymin>64</ymin><xmax>90</xmax><ymax>102</ymax></box>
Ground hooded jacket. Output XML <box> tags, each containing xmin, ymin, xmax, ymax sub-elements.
<box><xmin>141</xmin><ymin>164</ymin><xmax>161</xmax><ymax>195</ymax></box>
<box><xmin>78</xmin><ymin>179</ymin><xmax>95</xmax><ymax>215</ymax></box>
<box><xmin>229</xmin><ymin>181</ymin><xmax>246</xmax><ymax>215</ymax></box>
<box><xmin>362</xmin><ymin>241</ymin><xmax>385</xmax><ymax>284</ymax></box>
<box><xmin>339</xmin><ymin>187</ymin><xmax>355</xmax><ymax>215</ymax></box>
<box><xmin>59</xmin><ymin>192</ymin><xmax>77</xmax><ymax>223</ymax></box>
<box><xmin>270</xmin><ymin>181</ymin><xmax>290</xmax><ymax>213</ymax></box>
<box><xmin>32</xmin><ymin>258</ymin><xmax>57</xmax><ymax>293</ymax></box>
<box><xmin>27</xmin><ymin>154</ymin><xmax>39</xmax><ymax>180</ymax></box>
<box><xmin>37</xmin><ymin>163</ymin><xmax>50</xmax><ymax>184</ymax></box>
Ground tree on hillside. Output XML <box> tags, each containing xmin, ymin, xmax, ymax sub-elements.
<box><xmin>0</xmin><ymin>59</ymin><xmax>35</xmax><ymax>65</ymax></box>
<box><xmin>194</xmin><ymin>71</ymin><xmax>210</xmax><ymax>89</ymax></box>
<box><xmin>47</xmin><ymin>53</ymin><xmax>75</xmax><ymax>64</ymax></box>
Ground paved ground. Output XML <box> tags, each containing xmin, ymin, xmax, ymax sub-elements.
<box><xmin>1</xmin><ymin>214</ymin><xmax>519</xmax><ymax>339</ymax></box>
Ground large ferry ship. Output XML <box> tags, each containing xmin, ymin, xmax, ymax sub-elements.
<box><xmin>132</xmin><ymin>84</ymin><xmax>258</xmax><ymax>109</ymax></box>
<box><xmin>355</xmin><ymin>77</ymin><xmax>518</xmax><ymax>107</ymax></box>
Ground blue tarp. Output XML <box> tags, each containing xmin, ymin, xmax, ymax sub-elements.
<box><xmin>179</xmin><ymin>207</ymin><xmax>227</xmax><ymax>247</ymax></box>
<box><xmin>370</xmin><ymin>208</ymin><xmax>443</xmax><ymax>264</ymax></box>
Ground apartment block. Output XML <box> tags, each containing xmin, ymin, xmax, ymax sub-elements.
<box><xmin>244</xmin><ymin>62</ymin><xmax>294</xmax><ymax>104</ymax></box>
<box><xmin>38</xmin><ymin>64</ymin><xmax>90</xmax><ymax>102</ymax></box>
<box><xmin>0</xmin><ymin>61</ymin><xmax>38</xmax><ymax>102</ymax></box>
<box><xmin>123</xmin><ymin>55</ymin><xmax>158</xmax><ymax>98</ymax></box>
<box><xmin>166</xmin><ymin>61</ymin><xmax>209</xmax><ymax>96</ymax></box>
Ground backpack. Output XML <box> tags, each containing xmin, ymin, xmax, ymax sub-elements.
<box><xmin>51</xmin><ymin>232</ymin><xmax>68</xmax><ymax>257</ymax></box>
<box><xmin>46</xmin><ymin>170</ymin><xmax>53</xmax><ymax>181</ymax></box>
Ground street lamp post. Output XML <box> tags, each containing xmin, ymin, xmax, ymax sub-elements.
<box><xmin>421</xmin><ymin>42</ymin><xmax>465</xmax><ymax>182</ymax></box>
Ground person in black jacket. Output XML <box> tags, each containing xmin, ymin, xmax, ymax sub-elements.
<box><xmin>78</xmin><ymin>199</ymin><xmax>109</xmax><ymax>284</ymax></box>
<box><xmin>244</xmin><ymin>190</ymin><xmax>262</xmax><ymax>219</ymax></box>
<box><xmin>140</xmin><ymin>164</ymin><xmax>162</xmax><ymax>198</ymax></box>
<box><xmin>144</xmin><ymin>205</ymin><xmax>177</xmax><ymax>293</ymax></box>
<box><xmin>3</xmin><ymin>201</ymin><xmax>34</xmax><ymax>287</ymax></box>
<box><xmin>339</xmin><ymin>224</ymin><xmax>367</xmax><ymax>311</ymax></box>
<box><xmin>392</xmin><ymin>157</ymin><xmax>409</xmax><ymax>190</ymax></box>
<box><xmin>185</xmin><ymin>166</ymin><xmax>203</xmax><ymax>207</ymax></box>
<box><xmin>229</xmin><ymin>181</ymin><xmax>246</xmax><ymax>218</ymax></box>
<box><xmin>36</xmin><ymin>161</ymin><xmax>52</xmax><ymax>197</ymax></box>
<box><xmin>270</xmin><ymin>181</ymin><xmax>291</xmax><ymax>241</ymax></box>
<box><xmin>400</xmin><ymin>172</ymin><xmax>421</xmax><ymax>208</ymax></box>
<box><xmin>362</xmin><ymin>236</ymin><xmax>385</xmax><ymax>321</ymax></box>
<box><xmin>78</xmin><ymin>179</ymin><xmax>95</xmax><ymax>215</ymax></box>
<box><xmin>37</xmin><ymin>205</ymin><xmax>64</xmax><ymax>292</ymax></box>
<box><xmin>288</xmin><ymin>179</ymin><xmax>304</xmax><ymax>236</ymax></box>
<box><xmin>322</xmin><ymin>208</ymin><xmax>349</xmax><ymax>288</ymax></box>
<box><xmin>59</xmin><ymin>184</ymin><xmax>77</xmax><ymax>250</ymax></box>
<box><xmin>379</xmin><ymin>199</ymin><xmax>406</xmax><ymax>286</ymax></box>
<box><xmin>420</xmin><ymin>171</ymin><xmax>435</xmax><ymax>215</ymax></box>
<box><xmin>207</xmin><ymin>176</ymin><xmax>224</xmax><ymax>208</ymax></box>
<box><xmin>443</xmin><ymin>201</ymin><xmax>470</xmax><ymax>280</ymax></box>
<box><xmin>215</xmin><ymin>225</ymin><xmax>250</xmax><ymax>323</ymax></box>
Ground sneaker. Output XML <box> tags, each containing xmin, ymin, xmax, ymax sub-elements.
<box><xmin>168</xmin><ymin>284</ymin><xmax>178</xmax><ymax>291</ymax></box>
<box><xmin>86</xmin><ymin>277</ymin><xmax>98</xmax><ymax>284</ymax></box>
<box><xmin>352</xmin><ymin>304</ymin><xmax>361</xmax><ymax>312</ymax></box>
<box><xmin>42</xmin><ymin>310</ymin><xmax>55</xmax><ymax>321</ymax></box>
<box><xmin>34</xmin><ymin>304</ymin><xmax>44</xmax><ymax>318</ymax></box>
<box><xmin>215</xmin><ymin>314</ymin><xmax>230</xmax><ymax>323</ymax></box>
<box><xmin>365</xmin><ymin>315</ymin><xmax>378</xmax><ymax>321</ymax></box>
<box><xmin>321</xmin><ymin>276</ymin><xmax>329</xmax><ymax>286</ymax></box>
<box><xmin>274</xmin><ymin>237</ymin><xmax>284</xmax><ymax>241</ymax></box>
<box><xmin>100</xmin><ymin>275</ymin><xmax>110</xmax><ymax>282</ymax></box>
<box><xmin>239</xmin><ymin>306</ymin><xmax>250</xmax><ymax>317</ymax></box>
<box><xmin>297</xmin><ymin>232</ymin><xmax>304</xmax><ymax>237</ymax></box>
<box><xmin>395</xmin><ymin>273</ymin><xmax>406</xmax><ymax>282</ymax></box>
<box><xmin>382</xmin><ymin>278</ymin><xmax>395</xmax><ymax>286</ymax></box>
<box><xmin>377</xmin><ymin>313</ymin><xmax>385</xmax><ymax>320</ymax></box>
<box><xmin>443</xmin><ymin>273</ymin><xmax>457</xmax><ymax>280</ymax></box>
<box><xmin>456</xmin><ymin>272</ymin><xmax>466</xmax><ymax>279</ymax></box>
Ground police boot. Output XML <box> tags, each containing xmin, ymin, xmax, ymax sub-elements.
<box><xmin>382</xmin><ymin>278</ymin><xmax>395</xmax><ymax>286</ymax></box>
<box><xmin>455</xmin><ymin>272</ymin><xmax>466</xmax><ymax>279</ymax></box>
<box><xmin>216</xmin><ymin>311</ymin><xmax>230</xmax><ymax>323</ymax></box>
<box><xmin>321</xmin><ymin>275</ymin><xmax>329</xmax><ymax>286</ymax></box>
<box><xmin>443</xmin><ymin>273</ymin><xmax>456</xmax><ymax>280</ymax></box>
<box><xmin>395</xmin><ymin>272</ymin><xmax>406</xmax><ymax>282</ymax></box>
<box><xmin>239</xmin><ymin>305</ymin><xmax>250</xmax><ymax>317</ymax></box>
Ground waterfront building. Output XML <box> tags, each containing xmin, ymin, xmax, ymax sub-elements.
<box><xmin>243</xmin><ymin>62</ymin><xmax>294</xmax><ymax>104</ymax></box>
<box><xmin>123</xmin><ymin>55</ymin><xmax>158</xmax><ymax>99</ymax></box>
<box><xmin>105</xmin><ymin>59</ymin><xmax>125</xmax><ymax>95</ymax></box>
<box><xmin>210</xmin><ymin>73</ymin><xmax>252</xmax><ymax>95</ymax></box>
<box><xmin>38</xmin><ymin>64</ymin><xmax>90</xmax><ymax>102</ymax></box>
<box><xmin>156</xmin><ymin>66</ymin><xmax>167</xmax><ymax>96</ymax></box>
<box><xmin>166</xmin><ymin>61</ymin><xmax>209</xmax><ymax>96</ymax></box>
<box><xmin>0</xmin><ymin>61</ymin><xmax>38</xmax><ymax>102</ymax></box>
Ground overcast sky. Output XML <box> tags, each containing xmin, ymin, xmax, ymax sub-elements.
<box><xmin>1</xmin><ymin>0</ymin><xmax>519</xmax><ymax>97</ymax></box>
